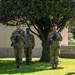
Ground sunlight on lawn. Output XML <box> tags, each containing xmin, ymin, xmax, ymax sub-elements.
<box><xmin>0</xmin><ymin>58</ymin><xmax>75</xmax><ymax>75</ymax></box>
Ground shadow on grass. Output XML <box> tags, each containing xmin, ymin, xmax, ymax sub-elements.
<box><xmin>65</xmin><ymin>72</ymin><xmax>75</xmax><ymax>75</ymax></box>
<box><xmin>0</xmin><ymin>59</ymin><xmax>64</xmax><ymax>74</ymax></box>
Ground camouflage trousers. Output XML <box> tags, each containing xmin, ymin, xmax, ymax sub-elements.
<box><xmin>50</xmin><ymin>41</ymin><xmax>60</xmax><ymax>68</ymax></box>
<box><xmin>14</xmin><ymin>47</ymin><xmax>23</xmax><ymax>67</ymax></box>
<box><xmin>24</xmin><ymin>47</ymin><xmax>32</xmax><ymax>64</ymax></box>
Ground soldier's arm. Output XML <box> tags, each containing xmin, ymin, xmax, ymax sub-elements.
<box><xmin>10</xmin><ymin>31</ymin><xmax>15</xmax><ymax>43</ymax></box>
<box><xmin>56</xmin><ymin>32</ymin><xmax>63</xmax><ymax>41</ymax></box>
<box><xmin>32</xmin><ymin>35</ymin><xmax>35</xmax><ymax>49</ymax></box>
<box><xmin>48</xmin><ymin>32</ymin><xmax>53</xmax><ymax>42</ymax></box>
<box><xmin>20</xmin><ymin>30</ymin><xmax>26</xmax><ymax>41</ymax></box>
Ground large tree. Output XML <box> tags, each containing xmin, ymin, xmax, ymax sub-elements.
<box><xmin>0</xmin><ymin>0</ymin><xmax>75</xmax><ymax>62</ymax></box>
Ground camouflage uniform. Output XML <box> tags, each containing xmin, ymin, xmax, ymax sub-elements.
<box><xmin>10</xmin><ymin>29</ymin><xmax>25</xmax><ymax>68</ymax></box>
<box><xmin>24</xmin><ymin>33</ymin><xmax>35</xmax><ymax>65</ymax></box>
<box><xmin>48</xmin><ymin>31</ymin><xmax>62</xmax><ymax>69</ymax></box>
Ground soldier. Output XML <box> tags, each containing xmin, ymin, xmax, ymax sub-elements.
<box><xmin>24</xmin><ymin>28</ymin><xmax>35</xmax><ymax>65</ymax></box>
<box><xmin>10</xmin><ymin>22</ymin><xmax>26</xmax><ymax>68</ymax></box>
<box><xmin>48</xmin><ymin>24</ymin><xmax>63</xmax><ymax>69</ymax></box>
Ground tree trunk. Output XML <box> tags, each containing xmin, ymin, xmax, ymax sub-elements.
<box><xmin>39</xmin><ymin>38</ymin><xmax>50</xmax><ymax>62</ymax></box>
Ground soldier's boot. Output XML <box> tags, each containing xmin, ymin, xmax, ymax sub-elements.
<box><xmin>16</xmin><ymin>64</ymin><xmax>20</xmax><ymax>68</ymax></box>
<box><xmin>26</xmin><ymin>57</ymin><xmax>29</xmax><ymax>65</ymax></box>
<box><xmin>18</xmin><ymin>57</ymin><xmax>22</xmax><ymax>67</ymax></box>
<box><xmin>19</xmin><ymin>58</ymin><xmax>22</xmax><ymax>65</ymax></box>
<box><xmin>54</xmin><ymin>64</ymin><xmax>57</xmax><ymax>69</ymax></box>
<box><xmin>26</xmin><ymin>62</ymin><xmax>29</xmax><ymax>65</ymax></box>
<box><xmin>26</xmin><ymin>61</ymin><xmax>30</xmax><ymax>65</ymax></box>
<box><xmin>16</xmin><ymin>60</ymin><xmax>20</xmax><ymax>68</ymax></box>
<box><xmin>21</xmin><ymin>58</ymin><xmax>22</xmax><ymax>62</ymax></box>
<box><xmin>52</xmin><ymin>64</ymin><xmax>55</xmax><ymax>69</ymax></box>
<box><xmin>26</xmin><ymin>59</ymin><xmax>30</xmax><ymax>65</ymax></box>
<box><xmin>27</xmin><ymin>58</ymin><xmax>31</xmax><ymax>64</ymax></box>
<box><xmin>16</xmin><ymin>57</ymin><xmax>20</xmax><ymax>68</ymax></box>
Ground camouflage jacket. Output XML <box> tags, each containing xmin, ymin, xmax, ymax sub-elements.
<box><xmin>48</xmin><ymin>31</ymin><xmax>63</xmax><ymax>44</ymax></box>
<box><xmin>10</xmin><ymin>29</ymin><xmax>26</xmax><ymax>48</ymax></box>
<box><xmin>24</xmin><ymin>33</ymin><xmax>35</xmax><ymax>48</ymax></box>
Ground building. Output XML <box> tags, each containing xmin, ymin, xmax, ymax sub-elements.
<box><xmin>0</xmin><ymin>24</ymin><xmax>68</xmax><ymax>57</ymax></box>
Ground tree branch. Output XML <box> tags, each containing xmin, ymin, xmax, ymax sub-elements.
<box><xmin>58</xmin><ymin>16</ymin><xmax>71</xmax><ymax>31</ymax></box>
<box><xmin>23</xmin><ymin>17</ymin><xmax>40</xmax><ymax>37</ymax></box>
<box><xmin>29</xmin><ymin>19</ymin><xmax>40</xmax><ymax>33</ymax></box>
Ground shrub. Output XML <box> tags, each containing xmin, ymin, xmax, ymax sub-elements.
<box><xmin>68</xmin><ymin>32</ymin><xmax>75</xmax><ymax>45</ymax></box>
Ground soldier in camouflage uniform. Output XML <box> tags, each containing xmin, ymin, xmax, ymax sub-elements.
<box><xmin>10</xmin><ymin>22</ymin><xmax>26</xmax><ymax>68</ymax></box>
<box><xmin>24</xmin><ymin>28</ymin><xmax>35</xmax><ymax>65</ymax></box>
<box><xmin>48</xmin><ymin>24</ymin><xmax>63</xmax><ymax>69</ymax></box>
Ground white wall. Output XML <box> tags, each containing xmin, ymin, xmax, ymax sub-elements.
<box><xmin>60</xmin><ymin>28</ymin><xmax>68</xmax><ymax>45</ymax></box>
<box><xmin>0</xmin><ymin>24</ymin><xmax>42</xmax><ymax>48</ymax></box>
<box><xmin>0</xmin><ymin>24</ymin><xmax>68</xmax><ymax>48</ymax></box>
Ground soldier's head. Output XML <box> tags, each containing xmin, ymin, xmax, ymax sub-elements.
<box><xmin>16</xmin><ymin>22</ymin><xmax>21</xmax><ymax>29</ymax></box>
<box><xmin>52</xmin><ymin>24</ymin><xmax>57</xmax><ymax>31</ymax></box>
<box><xmin>26</xmin><ymin>28</ymin><xmax>30</xmax><ymax>34</ymax></box>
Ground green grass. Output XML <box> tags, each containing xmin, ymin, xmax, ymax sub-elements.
<box><xmin>0</xmin><ymin>58</ymin><xmax>75</xmax><ymax>75</ymax></box>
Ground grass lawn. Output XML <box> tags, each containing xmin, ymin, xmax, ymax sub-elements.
<box><xmin>0</xmin><ymin>58</ymin><xmax>75</xmax><ymax>75</ymax></box>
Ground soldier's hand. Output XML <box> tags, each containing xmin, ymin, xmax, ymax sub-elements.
<box><xmin>32</xmin><ymin>46</ymin><xmax>34</xmax><ymax>49</ymax></box>
<box><xmin>12</xmin><ymin>40</ymin><xmax>15</xmax><ymax>43</ymax></box>
<box><xmin>49</xmin><ymin>38</ymin><xmax>52</xmax><ymax>41</ymax></box>
<box><xmin>17</xmin><ymin>34</ymin><xmax>21</xmax><ymax>37</ymax></box>
<box><xmin>56</xmin><ymin>32</ymin><xmax>59</xmax><ymax>36</ymax></box>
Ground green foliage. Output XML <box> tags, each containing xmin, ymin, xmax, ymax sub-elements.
<box><xmin>68</xmin><ymin>32</ymin><xmax>74</xmax><ymax>40</ymax></box>
<box><xmin>0</xmin><ymin>0</ymin><xmax>75</xmax><ymax>38</ymax></box>
<box><xmin>0</xmin><ymin>58</ymin><xmax>75</xmax><ymax>75</ymax></box>
<box><xmin>0</xmin><ymin>0</ymin><xmax>75</xmax><ymax>61</ymax></box>
<box><xmin>68</xmin><ymin>27</ymin><xmax>75</xmax><ymax>45</ymax></box>
<box><xmin>0</xmin><ymin>0</ymin><xmax>74</xmax><ymax>23</ymax></box>
<box><xmin>68</xmin><ymin>38</ymin><xmax>75</xmax><ymax>45</ymax></box>
<box><xmin>0</xmin><ymin>0</ymin><xmax>75</xmax><ymax>23</ymax></box>
<box><xmin>68</xmin><ymin>27</ymin><xmax>75</xmax><ymax>39</ymax></box>
<box><xmin>68</xmin><ymin>32</ymin><xmax>75</xmax><ymax>45</ymax></box>
<box><xmin>68</xmin><ymin>19</ymin><xmax>75</xmax><ymax>27</ymax></box>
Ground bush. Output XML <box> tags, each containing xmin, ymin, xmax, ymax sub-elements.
<box><xmin>68</xmin><ymin>38</ymin><xmax>75</xmax><ymax>45</ymax></box>
<box><xmin>68</xmin><ymin>32</ymin><xmax>73</xmax><ymax>40</ymax></box>
<box><xmin>68</xmin><ymin>32</ymin><xmax>75</xmax><ymax>45</ymax></box>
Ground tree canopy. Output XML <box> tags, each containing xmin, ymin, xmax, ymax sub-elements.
<box><xmin>0</xmin><ymin>0</ymin><xmax>75</xmax><ymax>38</ymax></box>
<box><xmin>0</xmin><ymin>0</ymin><xmax>75</xmax><ymax>26</ymax></box>
<box><xmin>0</xmin><ymin>0</ymin><xmax>75</xmax><ymax>61</ymax></box>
